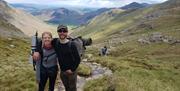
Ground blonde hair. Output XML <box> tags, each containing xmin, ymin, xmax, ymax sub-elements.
<box><xmin>42</xmin><ymin>32</ymin><xmax>52</xmax><ymax>38</ymax></box>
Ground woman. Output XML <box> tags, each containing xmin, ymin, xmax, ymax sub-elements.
<box><xmin>34</xmin><ymin>32</ymin><xmax>58</xmax><ymax>91</ymax></box>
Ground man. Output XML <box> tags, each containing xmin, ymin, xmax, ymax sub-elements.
<box><xmin>33</xmin><ymin>25</ymin><xmax>80</xmax><ymax>91</ymax></box>
<box><xmin>100</xmin><ymin>46</ymin><xmax>108</xmax><ymax>56</ymax></box>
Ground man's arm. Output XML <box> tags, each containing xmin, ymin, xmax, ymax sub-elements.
<box><xmin>33</xmin><ymin>38</ymin><xmax>58</xmax><ymax>61</ymax></box>
<box><xmin>71</xmin><ymin>42</ymin><xmax>81</xmax><ymax>72</ymax></box>
<box><xmin>51</xmin><ymin>38</ymin><xmax>58</xmax><ymax>47</ymax></box>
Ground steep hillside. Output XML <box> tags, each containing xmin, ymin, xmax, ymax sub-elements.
<box><xmin>72</xmin><ymin>0</ymin><xmax>180</xmax><ymax>42</ymax></box>
<box><xmin>0</xmin><ymin>36</ymin><xmax>37</xmax><ymax>90</ymax></box>
<box><xmin>0</xmin><ymin>17</ymin><xmax>25</xmax><ymax>37</ymax></box>
<box><xmin>0</xmin><ymin>1</ymin><xmax>52</xmax><ymax>90</ymax></box>
<box><xmin>71</xmin><ymin>8</ymin><xmax>124</xmax><ymax>37</ymax></box>
<box><xmin>0</xmin><ymin>8</ymin><xmax>36</xmax><ymax>91</ymax></box>
<box><xmin>0</xmin><ymin>0</ymin><xmax>55</xmax><ymax>36</ymax></box>
<box><xmin>72</xmin><ymin>0</ymin><xmax>180</xmax><ymax>91</ymax></box>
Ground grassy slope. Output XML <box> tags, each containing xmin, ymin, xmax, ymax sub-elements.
<box><xmin>0</xmin><ymin>37</ymin><xmax>37</xmax><ymax>90</ymax></box>
<box><xmin>74</xmin><ymin>0</ymin><xmax>180</xmax><ymax>91</ymax></box>
<box><xmin>84</xmin><ymin>42</ymin><xmax>180</xmax><ymax>91</ymax></box>
<box><xmin>0</xmin><ymin>3</ymin><xmax>37</xmax><ymax>89</ymax></box>
<box><xmin>0</xmin><ymin>0</ymin><xmax>56</xmax><ymax>37</ymax></box>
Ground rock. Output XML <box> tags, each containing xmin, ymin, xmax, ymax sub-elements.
<box><xmin>8</xmin><ymin>38</ymin><xmax>12</xmax><ymax>41</ymax></box>
<box><xmin>138</xmin><ymin>32</ymin><xmax>179</xmax><ymax>44</ymax></box>
<box><xmin>82</xmin><ymin>59</ymin><xmax>88</xmax><ymax>62</ymax></box>
<box><xmin>96</xmin><ymin>63</ymin><xmax>101</xmax><ymax>66</ymax></box>
<box><xmin>88</xmin><ymin>54</ymin><xmax>93</xmax><ymax>58</ymax></box>
<box><xmin>92</xmin><ymin>62</ymin><xmax>98</xmax><ymax>65</ymax></box>
<box><xmin>10</xmin><ymin>45</ymin><xmax>15</xmax><ymax>48</ymax></box>
<box><xmin>138</xmin><ymin>38</ymin><xmax>150</xmax><ymax>44</ymax></box>
<box><xmin>138</xmin><ymin>23</ymin><xmax>153</xmax><ymax>30</ymax></box>
<box><xmin>149</xmin><ymin>32</ymin><xmax>164</xmax><ymax>42</ymax></box>
<box><xmin>176</xmin><ymin>40</ymin><xmax>180</xmax><ymax>43</ymax></box>
<box><xmin>55</xmin><ymin>61</ymin><xmax>113</xmax><ymax>91</ymax></box>
<box><xmin>162</xmin><ymin>38</ymin><xmax>169</xmax><ymax>43</ymax></box>
<box><xmin>104</xmin><ymin>70</ymin><xmax>113</xmax><ymax>75</ymax></box>
<box><xmin>86</xmin><ymin>54</ymin><xmax>93</xmax><ymax>59</ymax></box>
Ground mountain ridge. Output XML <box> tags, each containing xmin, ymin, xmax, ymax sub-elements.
<box><xmin>121</xmin><ymin>2</ymin><xmax>151</xmax><ymax>10</ymax></box>
<box><xmin>0</xmin><ymin>0</ymin><xmax>55</xmax><ymax>37</ymax></box>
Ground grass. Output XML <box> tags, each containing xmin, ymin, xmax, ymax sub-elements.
<box><xmin>73</xmin><ymin>2</ymin><xmax>180</xmax><ymax>91</ymax></box>
<box><xmin>77</xmin><ymin>64</ymin><xmax>92</xmax><ymax>76</ymax></box>
<box><xmin>0</xmin><ymin>37</ymin><xmax>38</xmax><ymax>90</ymax></box>
<box><xmin>83</xmin><ymin>41</ymin><xmax>180</xmax><ymax>91</ymax></box>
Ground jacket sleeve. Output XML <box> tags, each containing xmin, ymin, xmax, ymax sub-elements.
<box><xmin>51</xmin><ymin>38</ymin><xmax>58</xmax><ymax>48</ymax></box>
<box><xmin>71</xmin><ymin>42</ymin><xmax>81</xmax><ymax>71</ymax></box>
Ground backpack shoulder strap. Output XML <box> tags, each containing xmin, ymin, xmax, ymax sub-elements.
<box><xmin>68</xmin><ymin>40</ymin><xmax>76</xmax><ymax>62</ymax></box>
<box><xmin>68</xmin><ymin>40</ymin><xmax>72</xmax><ymax>50</ymax></box>
<box><xmin>42</xmin><ymin>51</ymin><xmax>56</xmax><ymax>62</ymax></box>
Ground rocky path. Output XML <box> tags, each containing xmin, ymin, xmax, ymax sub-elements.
<box><xmin>54</xmin><ymin>59</ymin><xmax>112</xmax><ymax>91</ymax></box>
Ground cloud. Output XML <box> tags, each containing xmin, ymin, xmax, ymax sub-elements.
<box><xmin>5</xmin><ymin>0</ymin><xmax>168</xmax><ymax>7</ymax></box>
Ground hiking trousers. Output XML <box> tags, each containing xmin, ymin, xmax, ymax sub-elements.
<box><xmin>39</xmin><ymin>65</ymin><xmax>58</xmax><ymax>91</ymax></box>
<box><xmin>60</xmin><ymin>71</ymin><xmax>77</xmax><ymax>91</ymax></box>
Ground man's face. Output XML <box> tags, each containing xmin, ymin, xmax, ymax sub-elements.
<box><xmin>57</xmin><ymin>28</ymin><xmax>68</xmax><ymax>40</ymax></box>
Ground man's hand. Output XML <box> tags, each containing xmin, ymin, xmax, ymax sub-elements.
<box><xmin>65</xmin><ymin>69</ymin><xmax>73</xmax><ymax>75</ymax></box>
<box><xmin>33</xmin><ymin>52</ymin><xmax>40</xmax><ymax>61</ymax></box>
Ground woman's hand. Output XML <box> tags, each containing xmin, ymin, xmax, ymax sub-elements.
<box><xmin>33</xmin><ymin>52</ymin><xmax>40</xmax><ymax>61</ymax></box>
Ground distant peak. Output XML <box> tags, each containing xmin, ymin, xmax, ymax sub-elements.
<box><xmin>121</xmin><ymin>2</ymin><xmax>150</xmax><ymax>10</ymax></box>
<box><xmin>130</xmin><ymin>2</ymin><xmax>141</xmax><ymax>5</ymax></box>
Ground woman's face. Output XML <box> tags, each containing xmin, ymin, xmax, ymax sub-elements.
<box><xmin>42</xmin><ymin>33</ymin><xmax>52</xmax><ymax>46</ymax></box>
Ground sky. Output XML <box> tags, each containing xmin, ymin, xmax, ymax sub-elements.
<box><xmin>5</xmin><ymin>0</ymin><xmax>168</xmax><ymax>8</ymax></box>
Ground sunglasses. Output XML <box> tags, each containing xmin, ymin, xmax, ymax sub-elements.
<box><xmin>57</xmin><ymin>28</ymin><xmax>68</xmax><ymax>33</ymax></box>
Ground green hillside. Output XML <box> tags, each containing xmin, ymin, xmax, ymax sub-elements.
<box><xmin>71</xmin><ymin>0</ymin><xmax>180</xmax><ymax>91</ymax></box>
<box><xmin>0</xmin><ymin>37</ymin><xmax>37</xmax><ymax>90</ymax></box>
<box><xmin>0</xmin><ymin>1</ymin><xmax>37</xmax><ymax>89</ymax></box>
<box><xmin>72</xmin><ymin>0</ymin><xmax>180</xmax><ymax>41</ymax></box>
<box><xmin>0</xmin><ymin>0</ymin><xmax>180</xmax><ymax>90</ymax></box>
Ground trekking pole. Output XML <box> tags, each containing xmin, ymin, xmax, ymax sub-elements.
<box><xmin>31</xmin><ymin>31</ymin><xmax>38</xmax><ymax>71</ymax></box>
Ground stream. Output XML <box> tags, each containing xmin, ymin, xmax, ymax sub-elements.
<box><xmin>55</xmin><ymin>59</ymin><xmax>112</xmax><ymax>91</ymax></box>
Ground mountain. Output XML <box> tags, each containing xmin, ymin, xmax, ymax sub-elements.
<box><xmin>11</xmin><ymin>3</ymin><xmax>98</xmax><ymax>14</ymax></box>
<box><xmin>32</xmin><ymin>8</ymin><xmax>83</xmax><ymax>25</ymax></box>
<box><xmin>79</xmin><ymin>8</ymin><xmax>111</xmax><ymax>24</ymax></box>
<box><xmin>0</xmin><ymin>0</ymin><xmax>25</xmax><ymax>37</ymax></box>
<box><xmin>71</xmin><ymin>8</ymin><xmax>125</xmax><ymax>37</ymax></box>
<box><xmin>12</xmin><ymin>3</ymin><xmax>110</xmax><ymax>26</ymax></box>
<box><xmin>121</xmin><ymin>2</ymin><xmax>150</xmax><ymax>10</ymax></box>
<box><xmin>10</xmin><ymin>3</ymin><xmax>56</xmax><ymax>13</ymax></box>
<box><xmin>0</xmin><ymin>0</ymin><xmax>55</xmax><ymax>36</ymax></box>
<box><xmin>0</xmin><ymin>17</ymin><xmax>25</xmax><ymax>37</ymax></box>
<box><xmin>72</xmin><ymin>0</ymin><xmax>180</xmax><ymax>41</ymax></box>
<box><xmin>11</xmin><ymin>3</ymin><xmax>39</xmax><ymax>12</ymax></box>
<box><xmin>32</xmin><ymin>7</ymin><xmax>110</xmax><ymax>25</ymax></box>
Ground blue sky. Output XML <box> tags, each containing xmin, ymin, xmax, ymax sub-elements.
<box><xmin>5</xmin><ymin>0</ymin><xmax>168</xmax><ymax>8</ymax></box>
